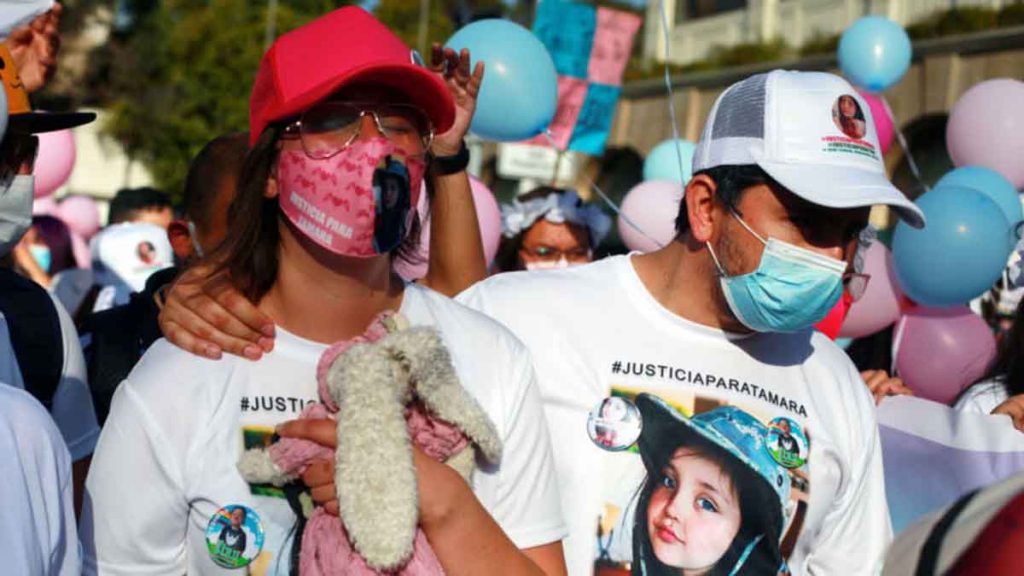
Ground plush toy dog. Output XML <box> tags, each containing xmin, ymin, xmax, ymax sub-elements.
<box><xmin>237</xmin><ymin>312</ymin><xmax>502</xmax><ymax>575</ymax></box>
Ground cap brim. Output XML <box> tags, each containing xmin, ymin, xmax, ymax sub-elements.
<box><xmin>636</xmin><ymin>394</ymin><xmax>727</xmax><ymax>472</ymax></box>
<box><xmin>8</xmin><ymin>111</ymin><xmax>96</xmax><ymax>134</ymax></box>
<box><xmin>266</xmin><ymin>62</ymin><xmax>455</xmax><ymax>137</ymax></box>
<box><xmin>758</xmin><ymin>160</ymin><xmax>926</xmax><ymax>229</ymax></box>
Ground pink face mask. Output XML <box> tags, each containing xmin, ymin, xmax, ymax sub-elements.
<box><xmin>277</xmin><ymin>137</ymin><xmax>426</xmax><ymax>257</ymax></box>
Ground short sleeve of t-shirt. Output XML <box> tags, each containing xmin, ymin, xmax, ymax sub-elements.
<box><xmin>0</xmin><ymin>384</ymin><xmax>79</xmax><ymax>576</ymax></box>
<box><xmin>49</xmin><ymin>293</ymin><xmax>100</xmax><ymax>460</ymax></box>
<box><xmin>482</xmin><ymin>335</ymin><xmax>567</xmax><ymax>548</ymax></box>
<box><xmin>405</xmin><ymin>285</ymin><xmax>566</xmax><ymax>549</ymax></box>
<box><xmin>0</xmin><ymin>294</ymin><xmax>99</xmax><ymax>461</ymax></box>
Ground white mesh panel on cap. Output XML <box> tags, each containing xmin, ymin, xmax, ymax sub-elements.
<box><xmin>692</xmin><ymin>72</ymin><xmax>770</xmax><ymax>172</ymax></box>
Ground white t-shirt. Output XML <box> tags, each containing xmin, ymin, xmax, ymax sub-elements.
<box><xmin>82</xmin><ymin>283</ymin><xmax>565</xmax><ymax>575</ymax></box>
<box><xmin>0</xmin><ymin>292</ymin><xmax>99</xmax><ymax>461</ymax></box>
<box><xmin>0</xmin><ymin>383</ymin><xmax>80</xmax><ymax>576</ymax></box>
<box><xmin>953</xmin><ymin>378</ymin><xmax>1009</xmax><ymax>416</ymax></box>
<box><xmin>458</xmin><ymin>255</ymin><xmax>891</xmax><ymax>576</ymax></box>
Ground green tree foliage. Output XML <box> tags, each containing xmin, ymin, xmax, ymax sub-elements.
<box><xmin>373</xmin><ymin>0</ymin><xmax>455</xmax><ymax>52</ymax></box>
<box><xmin>96</xmin><ymin>0</ymin><xmax>348</xmax><ymax>200</ymax></box>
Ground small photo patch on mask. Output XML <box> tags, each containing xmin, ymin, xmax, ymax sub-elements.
<box><xmin>372</xmin><ymin>155</ymin><xmax>412</xmax><ymax>253</ymax></box>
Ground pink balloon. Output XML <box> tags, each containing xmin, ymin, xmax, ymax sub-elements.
<box><xmin>32</xmin><ymin>196</ymin><xmax>58</xmax><ymax>216</ymax></box>
<box><xmin>857</xmin><ymin>90</ymin><xmax>894</xmax><ymax>155</ymax></box>
<box><xmin>894</xmin><ymin>306</ymin><xmax>996</xmax><ymax>405</ymax></box>
<box><xmin>33</xmin><ymin>129</ymin><xmax>77</xmax><ymax>199</ymax></box>
<box><xmin>947</xmin><ymin>79</ymin><xmax>1024</xmax><ymax>188</ymax></box>
<box><xmin>393</xmin><ymin>176</ymin><xmax>502</xmax><ymax>281</ymax></box>
<box><xmin>840</xmin><ymin>242</ymin><xmax>904</xmax><ymax>338</ymax></box>
<box><xmin>56</xmin><ymin>195</ymin><xmax>102</xmax><ymax>240</ymax></box>
<box><xmin>617</xmin><ymin>180</ymin><xmax>683</xmax><ymax>253</ymax></box>
<box><xmin>70</xmin><ymin>231</ymin><xmax>90</xmax><ymax>268</ymax></box>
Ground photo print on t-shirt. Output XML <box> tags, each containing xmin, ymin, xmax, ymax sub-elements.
<box><xmin>239</xmin><ymin>425</ymin><xmax>310</xmax><ymax>576</ymax></box>
<box><xmin>592</xmin><ymin>387</ymin><xmax>810</xmax><ymax>576</ymax></box>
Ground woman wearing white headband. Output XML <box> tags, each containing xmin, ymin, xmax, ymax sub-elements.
<box><xmin>496</xmin><ymin>187</ymin><xmax>611</xmax><ymax>272</ymax></box>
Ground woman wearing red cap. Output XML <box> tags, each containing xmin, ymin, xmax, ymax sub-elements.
<box><xmin>82</xmin><ymin>7</ymin><xmax>566</xmax><ymax>575</ymax></box>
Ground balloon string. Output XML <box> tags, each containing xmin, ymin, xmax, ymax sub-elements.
<box><xmin>890</xmin><ymin>312</ymin><xmax>908</xmax><ymax>376</ymax></box>
<box><xmin>655</xmin><ymin>0</ymin><xmax>688</xmax><ymax>188</ymax></box>
<box><xmin>541</xmin><ymin>130</ymin><xmax>666</xmax><ymax>250</ymax></box>
<box><xmin>882</xmin><ymin>96</ymin><xmax>929</xmax><ymax>195</ymax></box>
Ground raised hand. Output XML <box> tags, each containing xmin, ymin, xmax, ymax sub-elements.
<box><xmin>428</xmin><ymin>43</ymin><xmax>484</xmax><ymax>157</ymax></box>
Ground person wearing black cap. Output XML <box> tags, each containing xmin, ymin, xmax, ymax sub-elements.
<box><xmin>0</xmin><ymin>42</ymin><xmax>97</xmax><ymax>516</ymax></box>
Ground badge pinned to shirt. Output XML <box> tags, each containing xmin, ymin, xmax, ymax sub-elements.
<box><xmin>205</xmin><ymin>504</ymin><xmax>265</xmax><ymax>569</ymax></box>
<box><xmin>766</xmin><ymin>416</ymin><xmax>810</xmax><ymax>469</ymax></box>
<box><xmin>586</xmin><ymin>396</ymin><xmax>642</xmax><ymax>451</ymax></box>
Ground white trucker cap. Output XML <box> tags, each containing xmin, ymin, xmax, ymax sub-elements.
<box><xmin>693</xmin><ymin>70</ymin><xmax>925</xmax><ymax>228</ymax></box>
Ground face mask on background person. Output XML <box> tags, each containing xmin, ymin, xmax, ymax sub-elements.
<box><xmin>0</xmin><ymin>174</ymin><xmax>34</xmax><ymax>255</ymax></box>
<box><xmin>29</xmin><ymin>243</ymin><xmax>50</xmax><ymax>272</ymax></box>
<box><xmin>707</xmin><ymin>211</ymin><xmax>846</xmax><ymax>333</ymax></box>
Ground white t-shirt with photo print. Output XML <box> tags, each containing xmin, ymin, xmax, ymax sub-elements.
<box><xmin>81</xmin><ymin>283</ymin><xmax>565</xmax><ymax>575</ymax></box>
<box><xmin>458</xmin><ymin>254</ymin><xmax>891</xmax><ymax>576</ymax></box>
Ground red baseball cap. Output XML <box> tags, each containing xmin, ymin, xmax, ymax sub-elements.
<box><xmin>249</xmin><ymin>7</ymin><xmax>455</xmax><ymax>146</ymax></box>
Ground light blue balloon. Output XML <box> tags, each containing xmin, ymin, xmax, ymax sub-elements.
<box><xmin>893</xmin><ymin>185</ymin><xmax>1010</xmax><ymax>307</ymax></box>
<box><xmin>936</xmin><ymin>166</ymin><xmax>1022</xmax><ymax>241</ymax></box>
<box><xmin>446</xmin><ymin>20</ymin><xmax>558</xmax><ymax>142</ymax></box>
<box><xmin>643</xmin><ymin>139</ymin><xmax>695</xmax><ymax>184</ymax></box>
<box><xmin>838</xmin><ymin>16</ymin><xmax>912</xmax><ymax>93</ymax></box>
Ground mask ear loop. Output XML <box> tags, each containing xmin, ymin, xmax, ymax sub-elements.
<box><xmin>706</xmin><ymin>210</ymin><xmax>766</xmax><ymax>277</ymax></box>
<box><xmin>706</xmin><ymin>241</ymin><xmax>727</xmax><ymax>276</ymax></box>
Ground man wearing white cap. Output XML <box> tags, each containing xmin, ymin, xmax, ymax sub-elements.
<box><xmin>158</xmin><ymin>70</ymin><xmax>923</xmax><ymax>575</ymax></box>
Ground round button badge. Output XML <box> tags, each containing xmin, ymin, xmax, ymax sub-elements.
<box><xmin>205</xmin><ymin>504</ymin><xmax>265</xmax><ymax>569</ymax></box>
<box><xmin>766</xmin><ymin>417</ymin><xmax>809</xmax><ymax>469</ymax></box>
<box><xmin>586</xmin><ymin>396</ymin><xmax>643</xmax><ymax>452</ymax></box>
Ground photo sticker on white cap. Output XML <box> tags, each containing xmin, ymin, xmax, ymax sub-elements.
<box><xmin>822</xmin><ymin>94</ymin><xmax>879</xmax><ymax>161</ymax></box>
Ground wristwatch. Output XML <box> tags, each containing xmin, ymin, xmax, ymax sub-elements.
<box><xmin>430</xmin><ymin>139</ymin><xmax>470</xmax><ymax>175</ymax></box>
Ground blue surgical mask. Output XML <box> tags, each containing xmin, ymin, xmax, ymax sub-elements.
<box><xmin>29</xmin><ymin>244</ymin><xmax>51</xmax><ymax>273</ymax></box>
<box><xmin>707</xmin><ymin>213</ymin><xmax>846</xmax><ymax>333</ymax></box>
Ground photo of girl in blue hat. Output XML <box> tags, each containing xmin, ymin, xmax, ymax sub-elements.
<box><xmin>632</xmin><ymin>394</ymin><xmax>791</xmax><ymax>575</ymax></box>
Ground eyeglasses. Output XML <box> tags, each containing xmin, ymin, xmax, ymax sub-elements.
<box><xmin>520</xmin><ymin>245</ymin><xmax>592</xmax><ymax>263</ymax></box>
<box><xmin>283</xmin><ymin>102</ymin><xmax>433</xmax><ymax>160</ymax></box>
<box><xmin>844</xmin><ymin>272</ymin><xmax>870</xmax><ymax>302</ymax></box>
<box><xmin>0</xmin><ymin>133</ymin><xmax>39</xmax><ymax>185</ymax></box>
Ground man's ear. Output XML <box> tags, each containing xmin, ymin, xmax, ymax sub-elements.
<box><xmin>684</xmin><ymin>174</ymin><xmax>719</xmax><ymax>243</ymax></box>
<box><xmin>167</xmin><ymin>219</ymin><xmax>194</xmax><ymax>261</ymax></box>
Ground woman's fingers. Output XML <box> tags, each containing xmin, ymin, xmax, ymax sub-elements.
<box><xmin>300</xmin><ymin>460</ymin><xmax>333</xmax><ymax>488</ymax></box>
<box><xmin>160</xmin><ymin>292</ymin><xmax>263</xmax><ymax>360</ymax></box>
<box><xmin>159</xmin><ymin>318</ymin><xmax>221</xmax><ymax>360</ymax></box>
<box><xmin>204</xmin><ymin>275</ymin><xmax>275</xmax><ymax>343</ymax></box>
<box><xmin>310</xmin><ymin>483</ymin><xmax>335</xmax><ymax>505</ymax></box>
<box><xmin>323</xmin><ymin>501</ymin><xmax>339</xmax><ymax>516</ymax></box>
<box><xmin>276</xmin><ymin>418</ymin><xmax>338</xmax><ymax>448</ymax></box>
<box><xmin>159</xmin><ymin>264</ymin><xmax>275</xmax><ymax>358</ymax></box>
